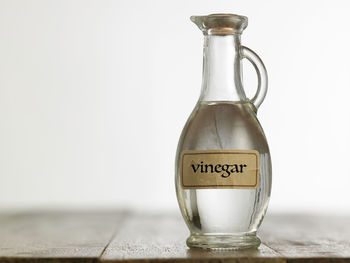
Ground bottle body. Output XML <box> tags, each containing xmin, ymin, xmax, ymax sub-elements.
<box><xmin>175</xmin><ymin>101</ymin><xmax>271</xmax><ymax>249</ymax></box>
<box><xmin>176</xmin><ymin>13</ymin><xmax>271</xmax><ymax>249</ymax></box>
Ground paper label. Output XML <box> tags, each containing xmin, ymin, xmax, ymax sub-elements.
<box><xmin>180</xmin><ymin>150</ymin><xmax>259</xmax><ymax>189</ymax></box>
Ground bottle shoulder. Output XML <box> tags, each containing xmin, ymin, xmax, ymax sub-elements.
<box><xmin>176</xmin><ymin>101</ymin><xmax>269</xmax><ymax>154</ymax></box>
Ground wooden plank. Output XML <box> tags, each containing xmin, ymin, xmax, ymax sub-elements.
<box><xmin>260</xmin><ymin>213</ymin><xmax>350</xmax><ymax>260</ymax></box>
<box><xmin>0</xmin><ymin>211</ymin><xmax>349</xmax><ymax>262</ymax></box>
<box><xmin>0</xmin><ymin>211</ymin><xmax>125</xmax><ymax>260</ymax></box>
<box><xmin>101</xmin><ymin>212</ymin><xmax>283</xmax><ymax>263</ymax></box>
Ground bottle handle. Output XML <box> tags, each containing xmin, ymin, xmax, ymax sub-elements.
<box><xmin>241</xmin><ymin>46</ymin><xmax>268</xmax><ymax>110</ymax></box>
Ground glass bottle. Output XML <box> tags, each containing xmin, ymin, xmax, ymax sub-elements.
<box><xmin>175</xmin><ymin>14</ymin><xmax>272</xmax><ymax>249</ymax></box>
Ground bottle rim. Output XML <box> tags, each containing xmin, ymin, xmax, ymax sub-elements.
<box><xmin>190</xmin><ymin>13</ymin><xmax>248</xmax><ymax>35</ymax></box>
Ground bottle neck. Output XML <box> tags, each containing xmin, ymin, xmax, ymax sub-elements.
<box><xmin>199</xmin><ymin>35</ymin><xmax>247</xmax><ymax>102</ymax></box>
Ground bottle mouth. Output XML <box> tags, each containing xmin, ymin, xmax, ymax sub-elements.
<box><xmin>190</xmin><ymin>13</ymin><xmax>248</xmax><ymax>35</ymax></box>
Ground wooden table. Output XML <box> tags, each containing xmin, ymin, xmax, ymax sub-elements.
<box><xmin>0</xmin><ymin>211</ymin><xmax>349</xmax><ymax>263</ymax></box>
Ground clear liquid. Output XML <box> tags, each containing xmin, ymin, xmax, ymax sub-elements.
<box><xmin>175</xmin><ymin>101</ymin><xmax>271</xmax><ymax>247</ymax></box>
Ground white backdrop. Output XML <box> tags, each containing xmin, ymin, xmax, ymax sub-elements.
<box><xmin>1</xmin><ymin>0</ymin><xmax>350</xmax><ymax>213</ymax></box>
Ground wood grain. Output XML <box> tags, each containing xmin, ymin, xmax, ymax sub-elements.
<box><xmin>0</xmin><ymin>211</ymin><xmax>125</xmax><ymax>261</ymax></box>
<box><xmin>101</xmin><ymin>212</ymin><xmax>281</xmax><ymax>262</ymax></box>
<box><xmin>260</xmin><ymin>213</ymin><xmax>350</xmax><ymax>259</ymax></box>
<box><xmin>0</xmin><ymin>211</ymin><xmax>349</xmax><ymax>263</ymax></box>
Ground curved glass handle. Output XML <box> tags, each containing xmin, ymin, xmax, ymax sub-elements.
<box><xmin>241</xmin><ymin>46</ymin><xmax>268</xmax><ymax>110</ymax></box>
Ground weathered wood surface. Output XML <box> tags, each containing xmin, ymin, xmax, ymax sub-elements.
<box><xmin>0</xmin><ymin>211</ymin><xmax>125</xmax><ymax>262</ymax></box>
<box><xmin>261</xmin><ymin>213</ymin><xmax>350</xmax><ymax>259</ymax></box>
<box><xmin>0</xmin><ymin>211</ymin><xmax>349</xmax><ymax>263</ymax></box>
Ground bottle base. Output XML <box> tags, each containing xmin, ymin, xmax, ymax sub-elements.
<box><xmin>186</xmin><ymin>234</ymin><xmax>261</xmax><ymax>250</ymax></box>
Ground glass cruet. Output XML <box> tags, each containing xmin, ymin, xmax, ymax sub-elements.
<box><xmin>175</xmin><ymin>13</ymin><xmax>272</xmax><ymax>249</ymax></box>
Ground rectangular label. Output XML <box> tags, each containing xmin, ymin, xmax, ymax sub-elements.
<box><xmin>181</xmin><ymin>150</ymin><xmax>259</xmax><ymax>189</ymax></box>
